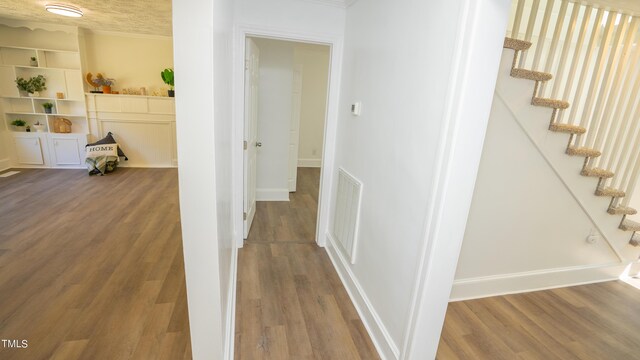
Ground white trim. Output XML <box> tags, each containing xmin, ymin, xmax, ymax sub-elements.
<box><xmin>325</xmin><ymin>232</ymin><xmax>398</xmax><ymax>360</ymax></box>
<box><xmin>233</xmin><ymin>25</ymin><xmax>344</xmax><ymax>249</ymax></box>
<box><xmin>451</xmin><ymin>262</ymin><xmax>626</xmax><ymax>301</ymax></box>
<box><xmin>400</xmin><ymin>1</ymin><xmax>511</xmax><ymax>359</ymax></box>
<box><xmin>256</xmin><ymin>188</ymin><xmax>290</xmax><ymax>201</ymax></box>
<box><xmin>0</xmin><ymin>158</ymin><xmax>11</xmax><ymax>172</ymax></box>
<box><xmin>0</xmin><ymin>18</ymin><xmax>78</xmax><ymax>35</ymax></box>
<box><xmin>223</xmin><ymin>246</ymin><xmax>238</xmax><ymax>360</ymax></box>
<box><xmin>83</xmin><ymin>29</ymin><xmax>173</xmax><ymax>40</ymax></box>
<box><xmin>297</xmin><ymin>158</ymin><xmax>321</xmax><ymax>167</ymax></box>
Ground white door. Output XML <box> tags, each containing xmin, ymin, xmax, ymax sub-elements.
<box><xmin>288</xmin><ymin>64</ymin><xmax>303</xmax><ymax>192</ymax></box>
<box><xmin>14</xmin><ymin>136</ymin><xmax>44</xmax><ymax>165</ymax></box>
<box><xmin>243</xmin><ymin>38</ymin><xmax>260</xmax><ymax>238</ymax></box>
<box><xmin>51</xmin><ymin>137</ymin><xmax>81</xmax><ymax>165</ymax></box>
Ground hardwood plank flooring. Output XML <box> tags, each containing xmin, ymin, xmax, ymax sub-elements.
<box><xmin>437</xmin><ymin>281</ymin><xmax>640</xmax><ymax>359</ymax></box>
<box><xmin>0</xmin><ymin>168</ymin><xmax>191</xmax><ymax>360</ymax></box>
<box><xmin>236</xmin><ymin>168</ymin><xmax>379</xmax><ymax>359</ymax></box>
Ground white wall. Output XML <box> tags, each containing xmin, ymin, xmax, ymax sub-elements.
<box><xmin>234</xmin><ymin>0</ymin><xmax>345</xmax><ymax>36</ymax></box>
<box><xmin>254</xmin><ymin>38</ymin><xmax>293</xmax><ymax>201</ymax></box>
<box><xmin>452</xmin><ymin>50</ymin><xmax>640</xmax><ymax>300</ymax></box>
<box><xmin>295</xmin><ymin>43</ymin><xmax>329</xmax><ymax>167</ymax></box>
<box><xmin>327</xmin><ymin>0</ymin><xmax>509</xmax><ymax>358</ymax></box>
<box><xmin>82</xmin><ymin>31</ymin><xmax>174</xmax><ymax>94</ymax></box>
<box><xmin>173</xmin><ymin>0</ymin><xmax>235</xmax><ymax>359</ymax></box>
<box><xmin>0</xmin><ymin>132</ymin><xmax>9</xmax><ymax>171</ymax></box>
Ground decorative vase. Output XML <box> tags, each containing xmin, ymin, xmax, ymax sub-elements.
<box><xmin>30</xmin><ymin>59</ymin><xmax>38</xmax><ymax>67</ymax></box>
<box><xmin>33</xmin><ymin>124</ymin><xmax>46</xmax><ymax>132</ymax></box>
<box><xmin>102</xmin><ymin>85</ymin><xmax>112</xmax><ymax>94</ymax></box>
<box><xmin>168</xmin><ymin>89</ymin><xmax>175</xmax><ymax>97</ymax></box>
<box><xmin>28</xmin><ymin>91</ymin><xmax>40</xmax><ymax>97</ymax></box>
<box><xmin>44</xmin><ymin>108</ymin><xmax>52</xmax><ymax>114</ymax></box>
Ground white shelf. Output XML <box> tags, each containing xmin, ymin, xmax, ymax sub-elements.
<box><xmin>0</xmin><ymin>45</ymin><xmax>78</xmax><ymax>53</ymax></box>
<box><xmin>1</xmin><ymin>38</ymin><xmax>88</xmax><ymax>169</ymax></box>
<box><xmin>12</xmin><ymin>65</ymin><xmax>79</xmax><ymax>71</ymax></box>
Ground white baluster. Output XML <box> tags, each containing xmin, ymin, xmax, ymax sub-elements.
<box><xmin>511</xmin><ymin>0</ymin><xmax>526</xmax><ymax>38</ymax></box>
<box><xmin>520</xmin><ymin>0</ymin><xmax>541</xmax><ymax>68</ymax></box>
<box><xmin>532</xmin><ymin>0</ymin><xmax>556</xmax><ymax>70</ymax></box>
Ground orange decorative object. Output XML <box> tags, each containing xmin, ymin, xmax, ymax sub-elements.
<box><xmin>53</xmin><ymin>117</ymin><xmax>72</xmax><ymax>133</ymax></box>
<box><xmin>103</xmin><ymin>85</ymin><xmax>112</xmax><ymax>94</ymax></box>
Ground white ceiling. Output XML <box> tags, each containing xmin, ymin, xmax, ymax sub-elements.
<box><xmin>0</xmin><ymin>0</ymin><xmax>173</xmax><ymax>36</ymax></box>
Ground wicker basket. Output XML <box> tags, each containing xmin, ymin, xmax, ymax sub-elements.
<box><xmin>53</xmin><ymin>117</ymin><xmax>72</xmax><ymax>133</ymax></box>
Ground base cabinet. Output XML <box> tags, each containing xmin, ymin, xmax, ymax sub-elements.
<box><xmin>9</xmin><ymin>132</ymin><xmax>87</xmax><ymax>168</ymax></box>
<box><xmin>13</xmin><ymin>135</ymin><xmax>45</xmax><ymax>165</ymax></box>
<box><xmin>48</xmin><ymin>136</ymin><xmax>84</xmax><ymax>166</ymax></box>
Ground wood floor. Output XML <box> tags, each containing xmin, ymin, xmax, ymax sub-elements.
<box><xmin>0</xmin><ymin>168</ymin><xmax>191</xmax><ymax>360</ymax></box>
<box><xmin>437</xmin><ymin>281</ymin><xmax>640</xmax><ymax>359</ymax></box>
<box><xmin>235</xmin><ymin>167</ymin><xmax>380</xmax><ymax>359</ymax></box>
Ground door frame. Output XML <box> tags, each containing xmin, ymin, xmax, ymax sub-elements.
<box><xmin>232</xmin><ymin>25</ymin><xmax>343</xmax><ymax>247</ymax></box>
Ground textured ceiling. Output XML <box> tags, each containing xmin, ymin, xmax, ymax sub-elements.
<box><xmin>0</xmin><ymin>0</ymin><xmax>173</xmax><ymax>36</ymax></box>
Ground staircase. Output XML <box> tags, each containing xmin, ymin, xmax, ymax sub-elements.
<box><xmin>503</xmin><ymin>36</ymin><xmax>640</xmax><ymax>246</ymax></box>
<box><xmin>503</xmin><ymin>0</ymin><xmax>640</xmax><ymax>249</ymax></box>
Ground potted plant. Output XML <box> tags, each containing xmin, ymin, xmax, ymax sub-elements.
<box><xmin>97</xmin><ymin>77</ymin><xmax>115</xmax><ymax>94</ymax></box>
<box><xmin>11</xmin><ymin>119</ymin><xmax>26</xmax><ymax>131</ymax></box>
<box><xmin>42</xmin><ymin>102</ymin><xmax>54</xmax><ymax>114</ymax></box>
<box><xmin>15</xmin><ymin>75</ymin><xmax>47</xmax><ymax>97</ymax></box>
<box><xmin>33</xmin><ymin>120</ymin><xmax>46</xmax><ymax>132</ymax></box>
<box><xmin>161</xmin><ymin>68</ymin><xmax>174</xmax><ymax>97</ymax></box>
<box><xmin>30</xmin><ymin>56</ymin><xmax>38</xmax><ymax>67</ymax></box>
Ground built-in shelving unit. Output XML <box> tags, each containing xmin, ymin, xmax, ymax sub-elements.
<box><xmin>0</xmin><ymin>39</ymin><xmax>89</xmax><ymax>168</ymax></box>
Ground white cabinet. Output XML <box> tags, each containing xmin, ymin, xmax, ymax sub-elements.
<box><xmin>13</xmin><ymin>134</ymin><xmax>45</xmax><ymax>165</ymax></box>
<box><xmin>48</xmin><ymin>135</ymin><xmax>83</xmax><ymax>166</ymax></box>
<box><xmin>0</xmin><ymin>37</ymin><xmax>89</xmax><ymax>169</ymax></box>
<box><xmin>8</xmin><ymin>132</ymin><xmax>87</xmax><ymax>168</ymax></box>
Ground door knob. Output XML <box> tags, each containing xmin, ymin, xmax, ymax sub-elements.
<box><xmin>256</xmin><ymin>142</ymin><xmax>262</xmax><ymax>147</ymax></box>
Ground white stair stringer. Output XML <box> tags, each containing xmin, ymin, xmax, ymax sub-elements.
<box><xmin>495</xmin><ymin>49</ymin><xmax>640</xmax><ymax>262</ymax></box>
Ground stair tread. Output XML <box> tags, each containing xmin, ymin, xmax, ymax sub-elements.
<box><xmin>504</xmin><ymin>38</ymin><xmax>532</xmax><ymax>51</ymax></box>
<box><xmin>549</xmin><ymin>123</ymin><xmax>586</xmax><ymax>134</ymax></box>
<box><xmin>511</xmin><ymin>68</ymin><xmax>553</xmax><ymax>82</ymax></box>
<box><xmin>608</xmin><ymin>206</ymin><xmax>636</xmax><ymax>215</ymax></box>
<box><xmin>597</xmin><ymin>187</ymin><xmax>625</xmax><ymax>198</ymax></box>
<box><xmin>532</xmin><ymin>97</ymin><xmax>570</xmax><ymax>109</ymax></box>
<box><xmin>581</xmin><ymin>167</ymin><xmax>614</xmax><ymax>178</ymax></box>
<box><xmin>566</xmin><ymin>147</ymin><xmax>601</xmax><ymax>157</ymax></box>
<box><xmin>620</xmin><ymin>219</ymin><xmax>640</xmax><ymax>232</ymax></box>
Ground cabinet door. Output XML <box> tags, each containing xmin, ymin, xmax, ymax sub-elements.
<box><xmin>51</xmin><ymin>138</ymin><xmax>81</xmax><ymax>165</ymax></box>
<box><xmin>14</xmin><ymin>137</ymin><xmax>44</xmax><ymax>165</ymax></box>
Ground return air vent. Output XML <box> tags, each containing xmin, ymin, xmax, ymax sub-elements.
<box><xmin>332</xmin><ymin>168</ymin><xmax>363</xmax><ymax>264</ymax></box>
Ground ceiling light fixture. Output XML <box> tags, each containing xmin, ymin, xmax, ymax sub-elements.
<box><xmin>45</xmin><ymin>3</ymin><xmax>83</xmax><ymax>18</ymax></box>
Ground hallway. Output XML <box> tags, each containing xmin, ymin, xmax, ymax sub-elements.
<box><xmin>235</xmin><ymin>168</ymin><xmax>379</xmax><ymax>359</ymax></box>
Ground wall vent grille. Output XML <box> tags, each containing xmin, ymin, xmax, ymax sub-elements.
<box><xmin>332</xmin><ymin>168</ymin><xmax>363</xmax><ymax>264</ymax></box>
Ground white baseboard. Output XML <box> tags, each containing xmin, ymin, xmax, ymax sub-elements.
<box><xmin>0</xmin><ymin>158</ymin><xmax>10</xmax><ymax>172</ymax></box>
<box><xmin>224</xmin><ymin>246</ymin><xmax>238</xmax><ymax>360</ymax></box>
<box><xmin>450</xmin><ymin>262</ymin><xmax>628</xmax><ymax>301</ymax></box>
<box><xmin>325</xmin><ymin>232</ymin><xmax>399</xmax><ymax>360</ymax></box>
<box><xmin>297</xmin><ymin>158</ymin><xmax>321</xmax><ymax>168</ymax></box>
<box><xmin>256</xmin><ymin>188</ymin><xmax>289</xmax><ymax>201</ymax></box>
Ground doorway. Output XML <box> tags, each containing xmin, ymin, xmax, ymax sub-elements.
<box><xmin>243</xmin><ymin>36</ymin><xmax>331</xmax><ymax>242</ymax></box>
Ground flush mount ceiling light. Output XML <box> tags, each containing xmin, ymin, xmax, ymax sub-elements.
<box><xmin>45</xmin><ymin>3</ymin><xmax>83</xmax><ymax>18</ymax></box>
